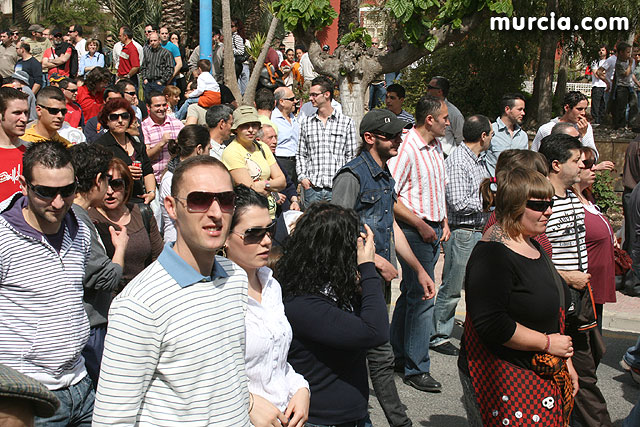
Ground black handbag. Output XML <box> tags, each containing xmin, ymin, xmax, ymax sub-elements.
<box><xmin>566</xmin><ymin>204</ymin><xmax>598</xmax><ymax>331</ymax></box>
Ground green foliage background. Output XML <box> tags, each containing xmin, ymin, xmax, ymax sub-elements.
<box><xmin>399</xmin><ymin>22</ymin><xmax>537</xmax><ymax>118</ymax></box>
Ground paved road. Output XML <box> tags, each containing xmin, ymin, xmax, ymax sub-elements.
<box><xmin>367</xmin><ymin>327</ymin><xmax>640</xmax><ymax>426</ymax></box>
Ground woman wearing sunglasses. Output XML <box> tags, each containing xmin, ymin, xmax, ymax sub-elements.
<box><xmin>460</xmin><ymin>168</ymin><xmax>577</xmax><ymax>427</ymax></box>
<box><xmin>223</xmin><ymin>185</ymin><xmax>309</xmax><ymax>427</ymax></box>
<box><xmin>275</xmin><ymin>203</ymin><xmax>388</xmax><ymax>427</ymax></box>
<box><xmin>572</xmin><ymin>147</ymin><xmax>616</xmax><ymax>331</ymax></box>
<box><xmin>222</xmin><ymin>106</ymin><xmax>286</xmax><ymax>219</ymax></box>
<box><xmin>160</xmin><ymin>125</ymin><xmax>210</xmax><ymax>242</ymax></box>
<box><xmin>96</xmin><ymin>98</ymin><xmax>156</xmax><ymax>205</ymax></box>
<box><xmin>89</xmin><ymin>158</ymin><xmax>163</xmax><ymax>289</ymax></box>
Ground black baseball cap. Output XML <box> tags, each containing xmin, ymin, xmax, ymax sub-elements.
<box><xmin>359</xmin><ymin>109</ymin><xmax>410</xmax><ymax>137</ymax></box>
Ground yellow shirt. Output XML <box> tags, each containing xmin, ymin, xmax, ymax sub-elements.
<box><xmin>222</xmin><ymin>139</ymin><xmax>277</xmax><ymax>217</ymax></box>
<box><xmin>22</xmin><ymin>123</ymin><xmax>72</xmax><ymax>148</ymax></box>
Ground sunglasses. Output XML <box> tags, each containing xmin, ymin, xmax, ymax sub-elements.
<box><xmin>108</xmin><ymin>178</ymin><xmax>126</xmax><ymax>191</ymax></box>
<box><xmin>38</xmin><ymin>105</ymin><xmax>67</xmax><ymax>116</ymax></box>
<box><xmin>283</xmin><ymin>97</ymin><xmax>296</xmax><ymax>102</ymax></box>
<box><xmin>526</xmin><ymin>199</ymin><xmax>554</xmax><ymax>212</ymax></box>
<box><xmin>373</xmin><ymin>131</ymin><xmax>401</xmax><ymax>140</ymax></box>
<box><xmin>27</xmin><ymin>180</ymin><xmax>77</xmax><ymax>199</ymax></box>
<box><xmin>108</xmin><ymin>112</ymin><xmax>131</xmax><ymax>122</ymax></box>
<box><xmin>427</xmin><ymin>84</ymin><xmax>440</xmax><ymax>90</ymax></box>
<box><xmin>65</xmin><ymin>88</ymin><xmax>78</xmax><ymax>93</ymax></box>
<box><xmin>124</xmin><ymin>91</ymin><xmax>137</xmax><ymax>96</ymax></box>
<box><xmin>176</xmin><ymin>191</ymin><xmax>235</xmax><ymax>213</ymax></box>
<box><xmin>232</xmin><ymin>222</ymin><xmax>276</xmax><ymax>244</ymax></box>
<box><xmin>582</xmin><ymin>158</ymin><xmax>595</xmax><ymax>170</ymax></box>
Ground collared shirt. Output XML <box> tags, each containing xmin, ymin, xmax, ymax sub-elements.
<box><xmin>388</xmin><ymin>127</ymin><xmax>447</xmax><ymax>222</ymax></box>
<box><xmin>272</xmin><ymin>107</ymin><xmax>300</xmax><ymax>157</ymax></box>
<box><xmin>210</xmin><ymin>139</ymin><xmax>224</xmax><ymax>160</ymax></box>
<box><xmin>92</xmin><ymin>242</ymin><xmax>250</xmax><ymax>426</ymax></box>
<box><xmin>441</xmin><ymin>99</ymin><xmax>464</xmax><ymax>156</ymax></box>
<box><xmin>445</xmin><ymin>143</ymin><xmax>490</xmax><ymax>227</ymax></box>
<box><xmin>140</xmin><ymin>45</ymin><xmax>174</xmax><ymax>84</ymax></box>
<box><xmin>78</xmin><ymin>51</ymin><xmax>104</xmax><ymax>75</ymax></box>
<box><xmin>0</xmin><ymin>42</ymin><xmax>18</xmax><ymax>78</ymax></box>
<box><xmin>246</xmin><ymin>267</ymin><xmax>308</xmax><ymax>412</ymax></box>
<box><xmin>396</xmin><ymin>109</ymin><xmax>415</xmax><ymax>125</ymax></box>
<box><xmin>142</xmin><ymin>114</ymin><xmax>184</xmax><ymax>182</ymax></box>
<box><xmin>296</xmin><ymin>109</ymin><xmax>357</xmax><ymax>188</ymax></box>
<box><xmin>486</xmin><ymin>117</ymin><xmax>529</xmax><ymax>176</ymax></box>
<box><xmin>531</xmin><ymin>117</ymin><xmax>599</xmax><ymax>159</ymax></box>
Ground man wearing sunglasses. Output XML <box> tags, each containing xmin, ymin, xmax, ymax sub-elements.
<box><xmin>0</xmin><ymin>141</ymin><xmax>96</xmax><ymax>425</ymax></box>
<box><xmin>22</xmin><ymin>86</ymin><xmax>71</xmax><ymax>147</ymax></box>
<box><xmin>273</xmin><ymin>86</ymin><xmax>300</xmax><ymax>183</ymax></box>
<box><xmin>59</xmin><ymin>78</ymin><xmax>83</xmax><ymax>128</ymax></box>
<box><xmin>95</xmin><ymin>156</ymin><xmax>274</xmax><ymax>426</ymax></box>
<box><xmin>333</xmin><ymin>108</ymin><xmax>433</xmax><ymax>426</ymax></box>
<box><xmin>539</xmin><ymin>133</ymin><xmax>612</xmax><ymax>427</ymax></box>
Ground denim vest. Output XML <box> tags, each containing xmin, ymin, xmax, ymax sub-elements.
<box><xmin>337</xmin><ymin>151</ymin><xmax>397</xmax><ymax>261</ymax></box>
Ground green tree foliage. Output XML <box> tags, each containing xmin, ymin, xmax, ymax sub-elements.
<box><xmin>592</xmin><ymin>171</ymin><xmax>620</xmax><ymax>214</ymax></box>
<box><xmin>273</xmin><ymin>0</ymin><xmax>337</xmax><ymax>35</ymax></box>
<box><xmin>23</xmin><ymin>0</ymin><xmax>112</xmax><ymax>32</ymax></box>
<box><xmin>104</xmin><ymin>0</ymin><xmax>162</xmax><ymax>42</ymax></box>
<box><xmin>400</xmin><ymin>22</ymin><xmax>537</xmax><ymax>118</ymax></box>
<box><xmin>339</xmin><ymin>23</ymin><xmax>372</xmax><ymax>47</ymax></box>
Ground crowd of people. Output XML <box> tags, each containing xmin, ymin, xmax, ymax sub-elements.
<box><xmin>0</xmin><ymin>21</ymin><xmax>639</xmax><ymax>427</ymax></box>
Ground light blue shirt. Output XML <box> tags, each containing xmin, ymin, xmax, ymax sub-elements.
<box><xmin>486</xmin><ymin>117</ymin><xmax>529</xmax><ymax>176</ymax></box>
<box><xmin>272</xmin><ymin>107</ymin><xmax>300</xmax><ymax>157</ymax></box>
<box><xmin>157</xmin><ymin>242</ymin><xmax>228</xmax><ymax>287</ymax></box>
<box><xmin>78</xmin><ymin>52</ymin><xmax>104</xmax><ymax>76</ymax></box>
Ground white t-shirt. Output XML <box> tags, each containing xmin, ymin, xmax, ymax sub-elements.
<box><xmin>591</xmin><ymin>59</ymin><xmax>607</xmax><ymax>88</ymax></box>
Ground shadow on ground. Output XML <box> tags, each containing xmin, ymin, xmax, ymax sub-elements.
<box><xmin>418</xmin><ymin>415</ymin><xmax>468</xmax><ymax>426</ymax></box>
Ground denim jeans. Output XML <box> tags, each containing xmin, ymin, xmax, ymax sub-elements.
<box><xmin>391</xmin><ymin>221</ymin><xmax>442</xmax><ymax>376</ymax></box>
<box><xmin>625</xmin><ymin>396</ymin><xmax>640</xmax><ymax>427</ymax></box>
<box><xmin>81</xmin><ymin>325</ymin><xmax>107</xmax><ymax>388</ymax></box>
<box><xmin>143</xmin><ymin>80</ymin><xmax>165</xmax><ymax>102</ymax></box>
<box><xmin>368</xmin><ymin>82</ymin><xmax>386</xmax><ymax>110</ymax></box>
<box><xmin>306</xmin><ymin>419</ymin><xmax>367</xmax><ymax>427</ymax></box>
<box><xmin>624</xmin><ymin>336</ymin><xmax>640</xmax><ymax>369</ymax></box>
<box><xmin>34</xmin><ymin>375</ymin><xmax>95</xmax><ymax>427</ymax></box>
<box><xmin>238</xmin><ymin>63</ymin><xmax>250</xmax><ymax>95</ymax></box>
<box><xmin>431</xmin><ymin>228</ymin><xmax>482</xmax><ymax>347</ymax></box>
<box><xmin>591</xmin><ymin>86</ymin><xmax>606</xmax><ymax>124</ymax></box>
<box><xmin>302</xmin><ymin>187</ymin><xmax>332</xmax><ymax>209</ymax></box>
<box><xmin>366</xmin><ymin>341</ymin><xmax>412</xmax><ymax>426</ymax></box>
<box><xmin>176</xmin><ymin>97</ymin><xmax>198</xmax><ymax>120</ymax></box>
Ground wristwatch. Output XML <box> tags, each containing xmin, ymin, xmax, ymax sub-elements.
<box><xmin>264</xmin><ymin>180</ymin><xmax>271</xmax><ymax>190</ymax></box>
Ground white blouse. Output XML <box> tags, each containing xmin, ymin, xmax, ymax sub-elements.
<box><xmin>245</xmin><ymin>267</ymin><xmax>309</xmax><ymax>411</ymax></box>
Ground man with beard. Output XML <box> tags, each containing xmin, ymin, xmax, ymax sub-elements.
<box><xmin>486</xmin><ymin>93</ymin><xmax>527</xmax><ymax>176</ymax></box>
<box><xmin>42</xmin><ymin>29</ymin><xmax>73</xmax><ymax>79</ymax></box>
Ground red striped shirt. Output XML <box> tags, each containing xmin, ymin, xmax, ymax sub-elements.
<box><xmin>388</xmin><ymin>128</ymin><xmax>446</xmax><ymax>222</ymax></box>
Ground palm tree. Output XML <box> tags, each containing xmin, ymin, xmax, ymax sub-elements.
<box><xmin>162</xmin><ymin>0</ymin><xmax>190</xmax><ymax>44</ymax></box>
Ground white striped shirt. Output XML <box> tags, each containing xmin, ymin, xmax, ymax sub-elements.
<box><xmin>0</xmin><ymin>194</ymin><xmax>91</xmax><ymax>390</ymax></box>
<box><xmin>545</xmin><ymin>190</ymin><xmax>589</xmax><ymax>271</ymax></box>
<box><xmin>388</xmin><ymin>127</ymin><xmax>447</xmax><ymax>222</ymax></box>
<box><xmin>93</xmin><ymin>243</ymin><xmax>251</xmax><ymax>426</ymax></box>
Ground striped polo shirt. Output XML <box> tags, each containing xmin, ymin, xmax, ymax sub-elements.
<box><xmin>545</xmin><ymin>189</ymin><xmax>589</xmax><ymax>271</ymax></box>
<box><xmin>93</xmin><ymin>243</ymin><xmax>251</xmax><ymax>426</ymax></box>
<box><xmin>388</xmin><ymin>127</ymin><xmax>447</xmax><ymax>222</ymax></box>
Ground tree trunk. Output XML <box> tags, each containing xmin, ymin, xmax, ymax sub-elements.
<box><xmin>242</xmin><ymin>16</ymin><xmax>279</xmax><ymax>105</ymax></box>
<box><xmin>337</xmin><ymin>75</ymin><xmax>367</xmax><ymax>129</ymax></box>
<box><xmin>221</xmin><ymin>0</ymin><xmax>242</xmax><ymax>102</ymax></box>
<box><xmin>338</xmin><ymin>0</ymin><xmax>359</xmax><ymax>41</ymax></box>
<box><xmin>554</xmin><ymin>41</ymin><xmax>569</xmax><ymax>113</ymax></box>
<box><xmin>529</xmin><ymin>0</ymin><xmax>558</xmax><ymax>126</ymax></box>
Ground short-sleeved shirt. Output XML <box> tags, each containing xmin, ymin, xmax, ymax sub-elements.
<box><xmin>24</xmin><ymin>37</ymin><xmax>52</xmax><ymax>62</ymax></box>
<box><xmin>222</xmin><ymin>140</ymin><xmax>277</xmax><ymax>217</ymax></box>
<box><xmin>486</xmin><ymin>117</ymin><xmax>529</xmax><ymax>176</ymax></box>
<box><xmin>118</xmin><ymin>41</ymin><xmax>140</xmax><ymax>77</ymax></box>
<box><xmin>14</xmin><ymin>57</ymin><xmax>42</xmax><ymax>89</ymax></box>
<box><xmin>161</xmin><ymin>41</ymin><xmax>180</xmax><ymax>60</ymax></box>
<box><xmin>0</xmin><ymin>143</ymin><xmax>27</xmax><ymax>202</ymax></box>
<box><xmin>43</xmin><ymin>45</ymin><xmax>72</xmax><ymax>77</ymax></box>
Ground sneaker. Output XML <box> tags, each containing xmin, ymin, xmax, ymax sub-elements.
<box><xmin>403</xmin><ymin>373</ymin><xmax>442</xmax><ymax>393</ymax></box>
<box><xmin>621</xmin><ymin>359</ymin><xmax>632</xmax><ymax>372</ymax></box>
<box><xmin>432</xmin><ymin>341</ymin><xmax>459</xmax><ymax>356</ymax></box>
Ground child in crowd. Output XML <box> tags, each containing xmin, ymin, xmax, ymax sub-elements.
<box><xmin>176</xmin><ymin>59</ymin><xmax>220</xmax><ymax>120</ymax></box>
<box><xmin>163</xmin><ymin>85</ymin><xmax>181</xmax><ymax>117</ymax></box>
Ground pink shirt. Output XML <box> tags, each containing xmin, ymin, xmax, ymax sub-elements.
<box><xmin>141</xmin><ymin>115</ymin><xmax>184</xmax><ymax>182</ymax></box>
<box><xmin>388</xmin><ymin>127</ymin><xmax>447</xmax><ymax>222</ymax></box>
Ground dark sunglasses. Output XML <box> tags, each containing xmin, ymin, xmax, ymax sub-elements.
<box><xmin>526</xmin><ymin>199</ymin><xmax>554</xmax><ymax>212</ymax></box>
<box><xmin>176</xmin><ymin>191</ymin><xmax>235</xmax><ymax>213</ymax></box>
<box><xmin>38</xmin><ymin>104</ymin><xmax>67</xmax><ymax>116</ymax></box>
<box><xmin>11</xmin><ymin>32</ymin><xmax>18</xmax><ymax>35</ymax></box>
<box><xmin>108</xmin><ymin>112</ymin><xmax>131</xmax><ymax>122</ymax></box>
<box><xmin>373</xmin><ymin>131</ymin><xmax>401</xmax><ymax>140</ymax></box>
<box><xmin>27</xmin><ymin>180</ymin><xmax>77</xmax><ymax>199</ymax></box>
<box><xmin>283</xmin><ymin>97</ymin><xmax>296</xmax><ymax>102</ymax></box>
<box><xmin>65</xmin><ymin>88</ymin><xmax>78</xmax><ymax>93</ymax></box>
<box><xmin>108</xmin><ymin>178</ymin><xmax>126</xmax><ymax>191</ymax></box>
<box><xmin>427</xmin><ymin>84</ymin><xmax>440</xmax><ymax>90</ymax></box>
<box><xmin>124</xmin><ymin>91</ymin><xmax>137</xmax><ymax>96</ymax></box>
<box><xmin>582</xmin><ymin>158</ymin><xmax>595</xmax><ymax>170</ymax></box>
<box><xmin>232</xmin><ymin>222</ymin><xmax>276</xmax><ymax>244</ymax></box>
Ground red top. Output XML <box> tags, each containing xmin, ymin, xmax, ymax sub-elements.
<box><xmin>118</xmin><ymin>41</ymin><xmax>140</xmax><ymax>77</ymax></box>
<box><xmin>76</xmin><ymin>85</ymin><xmax>104</xmax><ymax>124</ymax></box>
<box><xmin>483</xmin><ymin>211</ymin><xmax>554</xmax><ymax>258</ymax></box>
<box><xmin>0</xmin><ymin>144</ymin><xmax>26</xmax><ymax>202</ymax></box>
<box><xmin>65</xmin><ymin>102</ymin><xmax>83</xmax><ymax>128</ymax></box>
<box><xmin>583</xmin><ymin>205</ymin><xmax>616</xmax><ymax>304</ymax></box>
<box><xmin>43</xmin><ymin>46</ymin><xmax>72</xmax><ymax>77</ymax></box>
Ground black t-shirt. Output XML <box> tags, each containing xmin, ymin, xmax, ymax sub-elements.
<box><xmin>15</xmin><ymin>57</ymin><xmax>43</xmax><ymax>89</ymax></box>
<box><xmin>462</xmin><ymin>240</ymin><xmax>570</xmax><ymax>369</ymax></box>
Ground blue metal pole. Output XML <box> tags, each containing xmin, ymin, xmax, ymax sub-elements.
<box><xmin>199</xmin><ymin>0</ymin><xmax>212</xmax><ymax>60</ymax></box>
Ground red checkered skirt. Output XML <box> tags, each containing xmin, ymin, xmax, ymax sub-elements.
<box><xmin>463</xmin><ymin>312</ymin><xmax>572</xmax><ymax>426</ymax></box>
